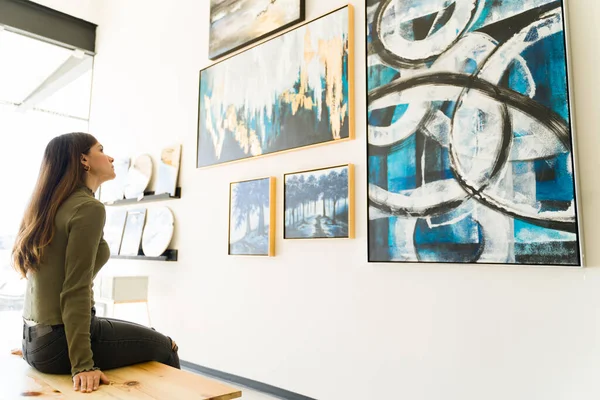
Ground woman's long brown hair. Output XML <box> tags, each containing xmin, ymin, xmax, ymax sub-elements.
<box><xmin>12</xmin><ymin>132</ymin><xmax>98</xmax><ymax>278</ymax></box>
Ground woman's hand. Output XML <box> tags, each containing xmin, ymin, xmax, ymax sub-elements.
<box><xmin>72</xmin><ymin>369</ymin><xmax>110</xmax><ymax>392</ymax></box>
<box><xmin>10</xmin><ymin>348</ymin><xmax>23</xmax><ymax>357</ymax></box>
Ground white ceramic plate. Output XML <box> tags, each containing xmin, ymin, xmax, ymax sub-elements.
<box><xmin>100</xmin><ymin>157</ymin><xmax>130</xmax><ymax>203</ymax></box>
<box><xmin>124</xmin><ymin>154</ymin><xmax>153</xmax><ymax>199</ymax></box>
<box><xmin>142</xmin><ymin>206</ymin><xmax>174</xmax><ymax>257</ymax></box>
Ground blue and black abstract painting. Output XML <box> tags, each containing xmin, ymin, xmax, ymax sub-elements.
<box><xmin>198</xmin><ymin>6</ymin><xmax>351</xmax><ymax>168</ymax></box>
<box><xmin>367</xmin><ymin>0</ymin><xmax>582</xmax><ymax>265</ymax></box>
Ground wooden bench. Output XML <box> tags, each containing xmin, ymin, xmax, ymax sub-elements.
<box><xmin>0</xmin><ymin>353</ymin><xmax>242</xmax><ymax>399</ymax></box>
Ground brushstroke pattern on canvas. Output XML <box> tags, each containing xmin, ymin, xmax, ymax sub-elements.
<box><xmin>199</xmin><ymin>6</ymin><xmax>350</xmax><ymax>168</ymax></box>
<box><xmin>209</xmin><ymin>0</ymin><xmax>303</xmax><ymax>59</ymax></box>
<box><xmin>367</xmin><ymin>0</ymin><xmax>581</xmax><ymax>265</ymax></box>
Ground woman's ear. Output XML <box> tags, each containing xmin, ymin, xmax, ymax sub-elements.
<box><xmin>80</xmin><ymin>154</ymin><xmax>89</xmax><ymax>168</ymax></box>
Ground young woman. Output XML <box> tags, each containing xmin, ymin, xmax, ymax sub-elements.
<box><xmin>12</xmin><ymin>132</ymin><xmax>180</xmax><ymax>393</ymax></box>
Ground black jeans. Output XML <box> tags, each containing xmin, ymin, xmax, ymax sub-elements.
<box><xmin>21</xmin><ymin>308</ymin><xmax>180</xmax><ymax>375</ymax></box>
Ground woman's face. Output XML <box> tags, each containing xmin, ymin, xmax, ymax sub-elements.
<box><xmin>85</xmin><ymin>143</ymin><xmax>116</xmax><ymax>183</ymax></box>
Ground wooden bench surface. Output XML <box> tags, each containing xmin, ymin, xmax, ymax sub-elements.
<box><xmin>0</xmin><ymin>354</ymin><xmax>242</xmax><ymax>399</ymax></box>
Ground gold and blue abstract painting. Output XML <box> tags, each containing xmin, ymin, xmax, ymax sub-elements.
<box><xmin>198</xmin><ymin>5</ymin><xmax>352</xmax><ymax>168</ymax></box>
<box><xmin>367</xmin><ymin>0</ymin><xmax>582</xmax><ymax>265</ymax></box>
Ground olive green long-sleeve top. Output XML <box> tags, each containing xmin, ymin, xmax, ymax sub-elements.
<box><xmin>22</xmin><ymin>186</ymin><xmax>110</xmax><ymax>376</ymax></box>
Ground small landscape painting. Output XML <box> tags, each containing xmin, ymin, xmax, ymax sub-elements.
<box><xmin>284</xmin><ymin>164</ymin><xmax>354</xmax><ymax>239</ymax></box>
<box><xmin>229</xmin><ymin>177</ymin><xmax>275</xmax><ymax>256</ymax></box>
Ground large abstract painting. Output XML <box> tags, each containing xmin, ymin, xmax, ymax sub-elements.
<box><xmin>209</xmin><ymin>0</ymin><xmax>305</xmax><ymax>60</ymax></box>
<box><xmin>367</xmin><ymin>0</ymin><xmax>582</xmax><ymax>266</ymax></box>
<box><xmin>284</xmin><ymin>164</ymin><xmax>354</xmax><ymax>239</ymax></box>
<box><xmin>229</xmin><ymin>177</ymin><xmax>276</xmax><ymax>256</ymax></box>
<box><xmin>198</xmin><ymin>5</ymin><xmax>353</xmax><ymax>168</ymax></box>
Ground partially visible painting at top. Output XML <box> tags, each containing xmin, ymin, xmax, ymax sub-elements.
<box><xmin>367</xmin><ymin>0</ymin><xmax>582</xmax><ymax>266</ymax></box>
<box><xmin>198</xmin><ymin>5</ymin><xmax>353</xmax><ymax>168</ymax></box>
<box><xmin>209</xmin><ymin>0</ymin><xmax>305</xmax><ymax>60</ymax></box>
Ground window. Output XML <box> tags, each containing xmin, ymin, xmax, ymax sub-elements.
<box><xmin>0</xmin><ymin>28</ymin><xmax>94</xmax><ymax>352</ymax></box>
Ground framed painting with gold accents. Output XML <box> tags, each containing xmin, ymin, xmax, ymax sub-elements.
<box><xmin>198</xmin><ymin>5</ymin><xmax>354</xmax><ymax>168</ymax></box>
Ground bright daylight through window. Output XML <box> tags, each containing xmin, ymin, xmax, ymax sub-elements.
<box><xmin>0</xmin><ymin>27</ymin><xmax>94</xmax><ymax>352</ymax></box>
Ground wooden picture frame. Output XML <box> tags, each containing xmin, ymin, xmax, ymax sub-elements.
<box><xmin>228</xmin><ymin>177</ymin><xmax>276</xmax><ymax>256</ymax></box>
<box><xmin>284</xmin><ymin>164</ymin><xmax>354</xmax><ymax>239</ymax></box>
<box><xmin>198</xmin><ymin>5</ymin><xmax>354</xmax><ymax>169</ymax></box>
<box><xmin>209</xmin><ymin>0</ymin><xmax>306</xmax><ymax>60</ymax></box>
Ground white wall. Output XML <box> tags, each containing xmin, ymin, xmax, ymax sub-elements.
<box><xmin>49</xmin><ymin>0</ymin><xmax>600</xmax><ymax>399</ymax></box>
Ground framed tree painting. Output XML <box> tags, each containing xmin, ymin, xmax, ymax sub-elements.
<box><xmin>198</xmin><ymin>5</ymin><xmax>354</xmax><ymax>168</ymax></box>
<box><xmin>284</xmin><ymin>164</ymin><xmax>354</xmax><ymax>239</ymax></box>
<box><xmin>229</xmin><ymin>177</ymin><xmax>276</xmax><ymax>256</ymax></box>
<box><xmin>366</xmin><ymin>0</ymin><xmax>583</xmax><ymax>266</ymax></box>
<box><xmin>209</xmin><ymin>0</ymin><xmax>305</xmax><ymax>60</ymax></box>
